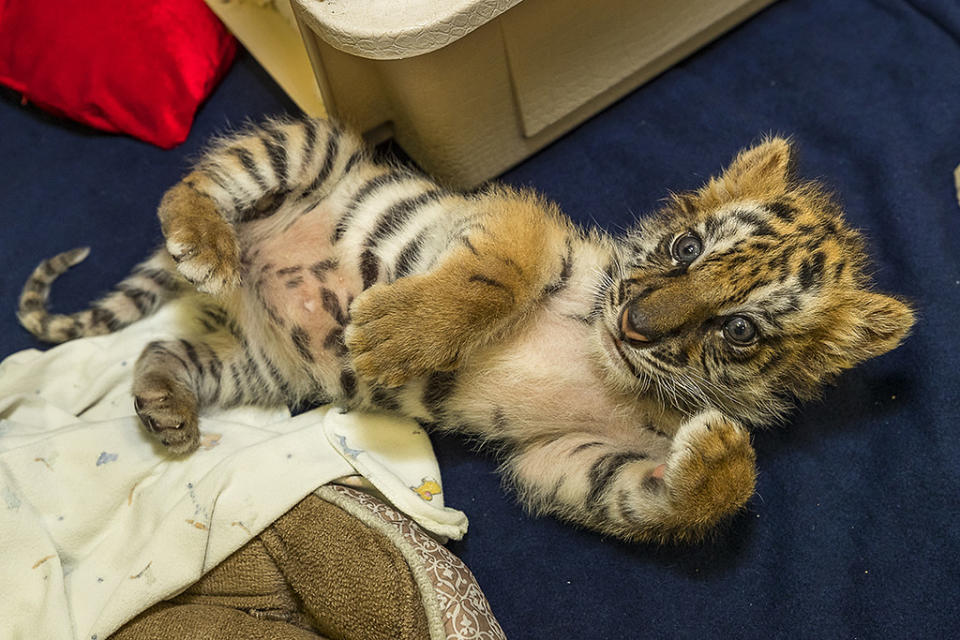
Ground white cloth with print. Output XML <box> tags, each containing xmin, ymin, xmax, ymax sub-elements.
<box><xmin>0</xmin><ymin>301</ymin><xmax>468</xmax><ymax>640</ymax></box>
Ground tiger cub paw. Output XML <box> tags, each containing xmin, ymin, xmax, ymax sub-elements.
<box><xmin>345</xmin><ymin>279</ymin><xmax>461</xmax><ymax>387</ymax></box>
<box><xmin>658</xmin><ymin>411</ymin><xmax>756</xmax><ymax>531</ymax></box>
<box><xmin>133</xmin><ymin>377</ymin><xmax>200</xmax><ymax>455</ymax></box>
<box><xmin>164</xmin><ymin>211</ymin><xmax>241</xmax><ymax>295</ymax></box>
<box><xmin>158</xmin><ymin>180</ymin><xmax>241</xmax><ymax>295</ymax></box>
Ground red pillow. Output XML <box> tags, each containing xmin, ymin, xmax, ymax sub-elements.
<box><xmin>0</xmin><ymin>0</ymin><xmax>237</xmax><ymax>148</ymax></box>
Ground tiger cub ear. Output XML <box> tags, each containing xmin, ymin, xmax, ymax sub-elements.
<box><xmin>839</xmin><ymin>291</ymin><xmax>916</xmax><ymax>364</ymax></box>
<box><xmin>713</xmin><ymin>136</ymin><xmax>794</xmax><ymax>199</ymax></box>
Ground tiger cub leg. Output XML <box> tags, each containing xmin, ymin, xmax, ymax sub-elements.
<box><xmin>504</xmin><ymin>411</ymin><xmax>757</xmax><ymax>543</ymax></box>
<box><xmin>347</xmin><ymin>189</ymin><xmax>571</xmax><ymax>386</ymax></box>
<box><xmin>132</xmin><ymin>335</ymin><xmax>287</xmax><ymax>454</ymax></box>
<box><xmin>158</xmin><ymin>182</ymin><xmax>242</xmax><ymax>296</ymax></box>
<box><xmin>158</xmin><ymin>119</ymin><xmax>364</xmax><ymax>294</ymax></box>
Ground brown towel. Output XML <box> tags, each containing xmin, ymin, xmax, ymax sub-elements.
<box><xmin>112</xmin><ymin>494</ymin><xmax>430</xmax><ymax>640</ymax></box>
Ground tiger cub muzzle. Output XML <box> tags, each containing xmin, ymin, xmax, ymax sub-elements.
<box><xmin>618</xmin><ymin>276</ymin><xmax>711</xmax><ymax>347</ymax></box>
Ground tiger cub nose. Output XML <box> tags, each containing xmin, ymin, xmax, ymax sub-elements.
<box><xmin>619</xmin><ymin>303</ymin><xmax>653</xmax><ymax>345</ymax></box>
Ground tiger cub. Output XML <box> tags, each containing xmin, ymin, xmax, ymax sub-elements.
<box><xmin>18</xmin><ymin>118</ymin><xmax>914</xmax><ymax>543</ymax></box>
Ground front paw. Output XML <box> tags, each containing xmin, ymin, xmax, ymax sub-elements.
<box><xmin>133</xmin><ymin>379</ymin><xmax>200</xmax><ymax>455</ymax></box>
<box><xmin>659</xmin><ymin>411</ymin><xmax>756</xmax><ymax>527</ymax></box>
<box><xmin>345</xmin><ymin>279</ymin><xmax>459</xmax><ymax>387</ymax></box>
<box><xmin>164</xmin><ymin>212</ymin><xmax>240</xmax><ymax>296</ymax></box>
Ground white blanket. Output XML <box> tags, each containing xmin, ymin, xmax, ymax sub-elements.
<box><xmin>0</xmin><ymin>302</ymin><xmax>468</xmax><ymax>640</ymax></box>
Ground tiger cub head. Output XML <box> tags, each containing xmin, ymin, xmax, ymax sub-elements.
<box><xmin>600</xmin><ymin>138</ymin><xmax>914</xmax><ymax>425</ymax></box>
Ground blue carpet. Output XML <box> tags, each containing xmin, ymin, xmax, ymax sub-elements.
<box><xmin>1</xmin><ymin>1</ymin><xmax>958</xmax><ymax>638</ymax></box>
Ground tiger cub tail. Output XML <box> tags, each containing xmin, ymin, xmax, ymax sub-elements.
<box><xmin>18</xmin><ymin>246</ymin><xmax>184</xmax><ymax>343</ymax></box>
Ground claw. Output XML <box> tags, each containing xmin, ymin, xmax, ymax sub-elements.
<box><xmin>132</xmin><ymin>385</ymin><xmax>200</xmax><ymax>454</ymax></box>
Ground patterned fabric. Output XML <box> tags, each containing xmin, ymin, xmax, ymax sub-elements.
<box><xmin>330</xmin><ymin>485</ymin><xmax>507</xmax><ymax>640</ymax></box>
<box><xmin>0</xmin><ymin>304</ymin><xmax>466</xmax><ymax>639</ymax></box>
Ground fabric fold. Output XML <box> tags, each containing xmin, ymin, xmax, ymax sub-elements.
<box><xmin>0</xmin><ymin>301</ymin><xmax>466</xmax><ymax>640</ymax></box>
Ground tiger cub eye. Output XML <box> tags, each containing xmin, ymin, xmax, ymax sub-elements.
<box><xmin>672</xmin><ymin>232</ymin><xmax>703</xmax><ymax>264</ymax></box>
<box><xmin>723</xmin><ymin>315</ymin><xmax>758</xmax><ymax>344</ymax></box>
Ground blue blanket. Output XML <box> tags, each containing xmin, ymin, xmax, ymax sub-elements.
<box><xmin>1</xmin><ymin>1</ymin><xmax>956</xmax><ymax>637</ymax></box>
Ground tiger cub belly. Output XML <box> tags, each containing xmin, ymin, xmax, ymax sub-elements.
<box><xmin>242</xmin><ymin>206</ymin><xmax>362</xmax><ymax>364</ymax></box>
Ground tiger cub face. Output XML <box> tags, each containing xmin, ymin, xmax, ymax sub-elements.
<box><xmin>599</xmin><ymin>138</ymin><xmax>914</xmax><ymax>425</ymax></box>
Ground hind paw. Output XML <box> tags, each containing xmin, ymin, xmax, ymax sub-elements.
<box><xmin>159</xmin><ymin>182</ymin><xmax>241</xmax><ymax>295</ymax></box>
<box><xmin>164</xmin><ymin>214</ymin><xmax>241</xmax><ymax>295</ymax></box>
<box><xmin>133</xmin><ymin>385</ymin><xmax>200</xmax><ymax>455</ymax></box>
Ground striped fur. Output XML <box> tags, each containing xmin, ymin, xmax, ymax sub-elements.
<box><xmin>17</xmin><ymin>120</ymin><xmax>914</xmax><ymax>542</ymax></box>
<box><xmin>18</xmin><ymin>247</ymin><xmax>183</xmax><ymax>343</ymax></box>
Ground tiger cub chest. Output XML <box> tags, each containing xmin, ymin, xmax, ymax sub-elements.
<box><xmin>452</xmin><ymin>291</ymin><xmax>672</xmax><ymax>442</ymax></box>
